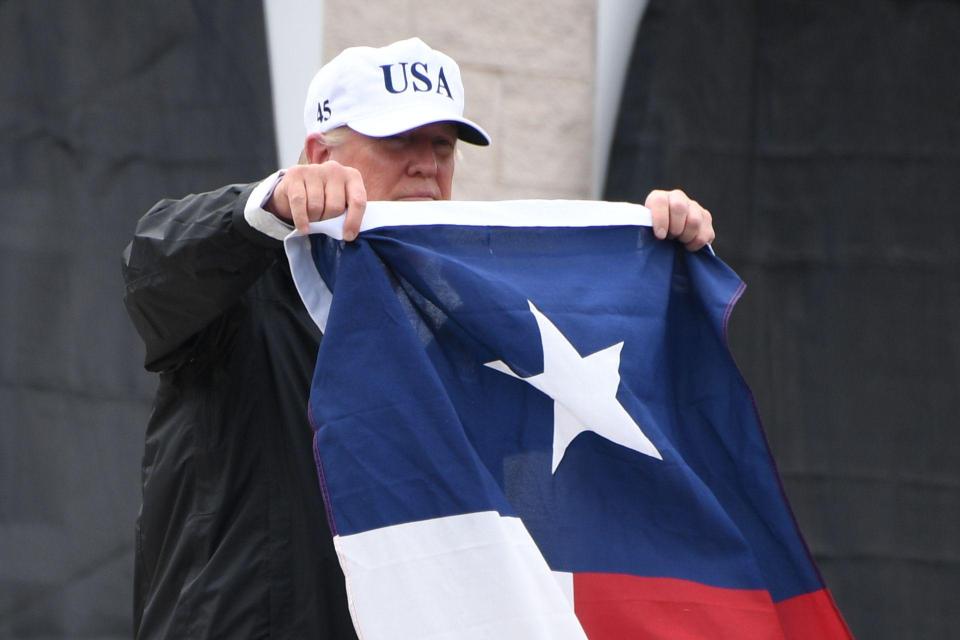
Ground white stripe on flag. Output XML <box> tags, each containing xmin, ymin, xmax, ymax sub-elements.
<box><xmin>288</xmin><ymin>198</ymin><xmax>653</xmax><ymax>241</ymax></box>
<box><xmin>553</xmin><ymin>570</ymin><xmax>575</xmax><ymax>606</ymax></box>
<box><xmin>333</xmin><ymin>511</ymin><xmax>587</xmax><ymax>639</ymax></box>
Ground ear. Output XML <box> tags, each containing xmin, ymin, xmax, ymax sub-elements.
<box><xmin>303</xmin><ymin>133</ymin><xmax>332</xmax><ymax>164</ymax></box>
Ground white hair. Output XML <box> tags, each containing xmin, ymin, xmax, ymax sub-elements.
<box><xmin>298</xmin><ymin>124</ymin><xmax>464</xmax><ymax>163</ymax></box>
<box><xmin>317</xmin><ymin>126</ymin><xmax>352</xmax><ymax>147</ymax></box>
<box><xmin>298</xmin><ymin>126</ymin><xmax>351</xmax><ymax>164</ymax></box>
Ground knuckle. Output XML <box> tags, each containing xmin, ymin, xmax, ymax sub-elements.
<box><xmin>668</xmin><ymin>190</ymin><xmax>690</xmax><ymax>212</ymax></box>
<box><xmin>645</xmin><ymin>190</ymin><xmax>668</xmax><ymax>208</ymax></box>
<box><xmin>348</xmin><ymin>193</ymin><xmax>366</xmax><ymax>209</ymax></box>
<box><xmin>329</xmin><ymin>162</ymin><xmax>352</xmax><ymax>179</ymax></box>
<box><xmin>285</xmin><ymin>166</ymin><xmax>306</xmax><ymax>181</ymax></box>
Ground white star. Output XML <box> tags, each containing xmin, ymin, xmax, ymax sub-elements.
<box><xmin>485</xmin><ymin>301</ymin><xmax>662</xmax><ymax>474</ymax></box>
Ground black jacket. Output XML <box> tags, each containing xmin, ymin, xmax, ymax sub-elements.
<box><xmin>122</xmin><ymin>183</ymin><xmax>357</xmax><ymax>639</ymax></box>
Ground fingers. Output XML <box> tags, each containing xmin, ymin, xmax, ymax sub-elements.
<box><xmin>285</xmin><ymin>176</ymin><xmax>310</xmax><ymax>235</ymax></box>
<box><xmin>267</xmin><ymin>162</ymin><xmax>368</xmax><ymax>240</ymax></box>
<box><xmin>322</xmin><ymin>172</ymin><xmax>347</xmax><ymax>224</ymax></box>
<box><xmin>644</xmin><ymin>190</ymin><xmax>670</xmax><ymax>240</ymax></box>
<box><xmin>644</xmin><ymin>188</ymin><xmax>716</xmax><ymax>252</ymax></box>
<box><xmin>685</xmin><ymin>207</ymin><xmax>715</xmax><ymax>252</ymax></box>
<box><xmin>304</xmin><ymin>174</ymin><xmax>325</xmax><ymax>231</ymax></box>
<box><xmin>668</xmin><ymin>190</ymin><xmax>692</xmax><ymax>240</ymax></box>
<box><xmin>341</xmin><ymin>168</ymin><xmax>367</xmax><ymax>242</ymax></box>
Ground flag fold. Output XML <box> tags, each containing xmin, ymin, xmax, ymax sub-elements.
<box><xmin>285</xmin><ymin>200</ymin><xmax>851</xmax><ymax>640</ymax></box>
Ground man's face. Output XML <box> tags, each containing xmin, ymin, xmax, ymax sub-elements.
<box><xmin>329</xmin><ymin>122</ymin><xmax>458</xmax><ymax>201</ymax></box>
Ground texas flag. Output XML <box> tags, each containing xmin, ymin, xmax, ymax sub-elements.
<box><xmin>285</xmin><ymin>200</ymin><xmax>852</xmax><ymax>640</ymax></box>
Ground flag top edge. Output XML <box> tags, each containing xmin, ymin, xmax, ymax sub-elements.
<box><xmin>285</xmin><ymin>199</ymin><xmax>652</xmax><ymax>241</ymax></box>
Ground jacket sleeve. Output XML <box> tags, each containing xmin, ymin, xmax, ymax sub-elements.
<box><xmin>122</xmin><ymin>182</ymin><xmax>282</xmax><ymax>372</ymax></box>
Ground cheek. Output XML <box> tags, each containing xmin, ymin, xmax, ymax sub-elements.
<box><xmin>438</xmin><ymin>161</ymin><xmax>455</xmax><ymax>198</ymax></box>
<box><xmin>329</xmin><ymin>149</ymin><xmax>392</xmax><ymax>199</ymax></box>
<box><xmin>363</xmin><ymin>162</ymin><xmax>406</xmax><ymax>201</ymax></box>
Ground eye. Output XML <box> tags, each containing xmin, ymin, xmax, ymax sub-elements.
<box><xmin>382</xmin><ymin>133</ymin><xmax>410</xmax><ymax>148</ymax></box>
<box><xmin>434</xmin><ymin>137</ymin><xmax>456</xmax><ymax>156</ymax></box>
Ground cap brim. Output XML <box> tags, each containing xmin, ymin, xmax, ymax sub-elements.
<box><xmin>348</xmin><ymin>104</ymin><xmax>491</xmax><ymax>146</ymax></box>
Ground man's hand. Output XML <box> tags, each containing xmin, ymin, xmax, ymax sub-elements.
<box><xmin>645</xmin><ymin>189</ymin><xmax>715</xmax><ymax>252</ymax></box>
<box><xmin>267</xmin><ymin>162</ymin><xmax>367</xmax><ymax>241</ymax></box>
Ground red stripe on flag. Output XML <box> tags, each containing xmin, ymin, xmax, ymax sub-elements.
<box><xmin>774</xmin><ymin>589</ymin><xmax>854</xmax><ymax>639</ymax></box>
<box><xmin>573</xmin><ymin>573</ymin><xmax>851</xmax><ymax>639</ymax></box>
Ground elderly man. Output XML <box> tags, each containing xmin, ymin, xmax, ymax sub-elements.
<box><xmin>123</xmin><ymin>38</ymin><xmax>714</xmax><ymax>639</ymax></box>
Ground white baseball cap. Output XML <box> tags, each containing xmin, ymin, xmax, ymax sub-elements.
<box><xmin>303</xmin><ymin>38</ymin><xmax>491</xmax><ymax>146</ymax></box>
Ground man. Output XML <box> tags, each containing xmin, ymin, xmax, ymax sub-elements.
<box><xmin>123</xmin><ymin>38</ymin><xmax>714</xmax><ymax>639</ymax></box>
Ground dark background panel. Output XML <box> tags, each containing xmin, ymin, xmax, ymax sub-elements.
<box><xmin>2</xmin><ymin>0</ymin><xmax>957</xmax><ymax>637</ymax></box>
<box><xmin>606</xmin><ymin>1</ymin><xmax>960</xmax><ymax>638</ymax></box>
<box><xmin>0</xmin><ymin>1</ymin><xmax>276</xmax><ymax>637</ymax></box>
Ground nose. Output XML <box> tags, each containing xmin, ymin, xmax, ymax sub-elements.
<box><xmin>406</xmin><ymin>137</ymin><xmax>438</xmax><ymax>178</ymax></box>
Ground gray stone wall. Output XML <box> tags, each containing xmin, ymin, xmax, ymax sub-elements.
<box><xmin>323</xmin><ymin>0</ymin><xmax>597</xmax><ymax>200</ymax></box>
